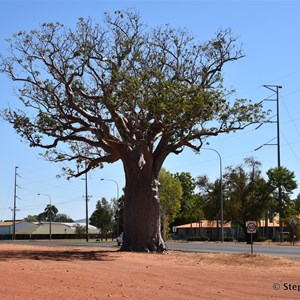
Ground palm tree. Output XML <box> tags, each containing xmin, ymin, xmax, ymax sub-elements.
<box><xmin>44</xmin><ymin>204</ymin><xmax>58</xmax><ymax>240</ymax></box>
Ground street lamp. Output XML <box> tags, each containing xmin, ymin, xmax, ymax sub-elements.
<box><xmin>101</xmin><ymin>178</ymin><xmax>120</xmax><ymax>236</ymax></box>
<box><xmin>37</xmin><ymin>193</ymin><xmax>52</xmax><ymax>241</ymax></box>
<box><xmin>202</xmin><ymin>148</ymin><xmax>224</xmax><ymax>243</ymax></box>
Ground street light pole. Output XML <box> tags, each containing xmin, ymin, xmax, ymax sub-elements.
<box><xmin>37</xmin><ymin>193</ymin><xmax>52</xmax><ymax>241</ymax></box>
<box><xmin>202</xmin><ymin>148</ymin><xmax>224</xmax><ymax>243</ymax></box>
<box><xmin>101</xmin><ymin>178</ymin><xmax>120</xmax><ymax>236</ymax></box>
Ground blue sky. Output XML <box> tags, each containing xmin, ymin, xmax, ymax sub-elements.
<box><xmin>1</xmin><ymin>0</ymin><xmax>300</xmax><ymax>221</ymax></box>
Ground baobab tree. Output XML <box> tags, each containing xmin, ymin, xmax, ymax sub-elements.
<box><xmin>0</xmin><ymin>10</ymin><xmax>266</xmax><ymax>251</ymax></box>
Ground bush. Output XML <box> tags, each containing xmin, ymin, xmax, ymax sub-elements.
<box><xmin>223</xmin><ymin>237</ymin><xmax>234</xmax><ymax>242</ymax></box>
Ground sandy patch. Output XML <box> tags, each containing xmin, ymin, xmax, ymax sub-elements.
<box><xmin>0</xmin><ymin>243</ymin><xmax>299</xmax><ymax>299</ymax></box>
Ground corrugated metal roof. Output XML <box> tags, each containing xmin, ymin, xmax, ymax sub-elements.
<box><xmin>31</xmin><ymin>223</ymin><xmax>75</xmax><ymax>234</ymax></box>
<box><xmin>0</xmin><ymin>221</ymin><xmax>100</xmax><ymax>234</ymax></box>
<box><xmin>176</xmin><ymin>221</ymin><xmax>231</xmax><ymax>229</ymax></box>
<box><xmin>0</xmin><ymin>221</ymin><xmax>21</xmax><ymax>227</ymax></box>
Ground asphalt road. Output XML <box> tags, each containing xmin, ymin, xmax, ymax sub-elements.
<box><xmin>166</xmin><ymin>241</ymin><xmax>300</xmax><ymax>258</ymax></box>
<box><xmin>1</xmin><ymin>240</ymin><xmax>299</xmax><ymax>258</ymax></box>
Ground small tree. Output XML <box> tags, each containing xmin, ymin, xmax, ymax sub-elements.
<box><xmin>173</xmin><ymin>172</ymin><xmax>197</xmax><ymax>226</ymax></box>
<box><xmin>267</xmin><ymin>166</ymin><xmax>298</xmax><ymax>240</ymax></box>
<box><xmin>223</xmin><ymin>158</ymin><xmax>272</xmax><ymax>238</ymax></box>
<box><xmin>267</xmin><ymin>167</ymin><xmax>298</xmax><ymax>218</ymax></box>
<box><xmin>158</xmin><ymin>168</ymin><xmax>182</xmax><ymax>240</ymax></box>
<box><xmin>90</xmin><ymin>197</ymin><xmax>113</xmax><ymax>238</ymax></box>
<box><xmin>24</xmin><ymin>215</ymin><xmax>39</xmax><ymax>222</ymax></box>
<box><xmin>44</xmin><ymin>204</ymin><xmax>58</xmax><ymax>222</ymax></box>
<box><xmin>54</xmin><ymin>213</ymin><xmax>74</xmax><ymax>222</ymax></box>
<box><xmin>196</xmin><ymin>175</ymin><xmax>221</xmax><ymax>222</ymax></box>
<box><xmin>111</xmin><ymin>195</ymin><xmax>124</xmax><ymax>237</ymax></box>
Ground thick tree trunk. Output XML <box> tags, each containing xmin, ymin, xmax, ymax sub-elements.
<box><xmin>120</xmin><ymin>149</ymin><xmax>167</xmax><ymax>252</ymax></box>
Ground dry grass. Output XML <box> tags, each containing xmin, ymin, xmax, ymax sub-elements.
<box><xmin>131</xmin><ymin>249</ymin><xmax>300</xmax><ymax>269</ymax></box>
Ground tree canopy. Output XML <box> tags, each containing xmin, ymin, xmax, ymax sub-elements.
<box><xmin>223</xmin><ymin>158</ymin><xmax>272</xmax><ymax>234</ymax></box>
<box><xmin>196</xmin><ymin>175</ymin><xmax>221</xmax><ymax>222</ymax></box>
<box><xmin>0</xmin><ymin>10</ymin><xmax>266</xmax><ymax>177</ymax></box>
<box><xmin>90</xmin><ymin>197</ymin><xmax>113</xmax><ymax>234</ymax></box>
<box><xmin>173</xmin><ymin>172</ymin><xmax>197</xmax><ymax>224</ymax></box>
<box><xmin>267</xmin><ymin>166</ymin><xmax>298</xmax><ymax>228</ymax></box>
<box><xmin>158</xmin><ymin>168</ymin><xmax>182</xmax><ymax>240</ymax></box>
<box><xmin>0</xmin><ymin>10</ymin><xmax>267</xmax><ymax>251</ymax></box>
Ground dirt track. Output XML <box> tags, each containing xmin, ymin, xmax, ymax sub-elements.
<box><xmin>0</xmin><ymin>243</ymin><xmax>300</xmax><ymax>299</ymax></box>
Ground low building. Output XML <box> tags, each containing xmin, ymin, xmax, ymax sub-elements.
<box><xmin>0</xmin><ymin>221</ymin><xmax>99</xmax><ymax>239</ymax></box>
<box><xmin>175</xmin><ymin>216</ymin><xmax>282</xmax><ymax>240</ymax></box>
<box><xmin>175</xmin><ymin>220</ymin><xmax>232</xmax><ymax>240</ymax></box>
<box><xmin>0</xmin><ymin>221</ymin><xmax>38</xmax><ymax>236</ymax></box>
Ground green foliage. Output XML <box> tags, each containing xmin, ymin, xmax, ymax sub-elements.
<box><xmin>159</xmin><ymin>168</ymin><xmax>182</xmax><ymax>239</ymax></box>
<box><xmin>0</xmin><ymin>10</ymin><xmax>267</xmax><ymax>179</ymax></box>
<box><xmin>37</xmin><ymin>212</ymin><xmax>47</xmax><ymax>222</ymax></box>
<box><xmin>36</xmin><ymin>205</ymin><xmax>58</xmax><ymax>222</ymax></box>
<box><xmin>90</xmin><ymin>198</ymin><xmax>113</xmax><ymax>234</ymax></box>
<box><xmin>173</xmin><ymin>172</ymin><xmax>199</xmax><ymax>225</ymax></box>
<box><xmin>0</xmin><ymin>9</ymin><xmax>269</xmax><ymax>252</ymax></box>
<box><xmin>25</xmin><ymin>211</ymin><xmax>73</xmax><ymax>223</ymax></box>
<box><xmin>24</xmin><ymin>215</ymin><xmax>39</xmax><ymax>222</ymax></box>
<box><xmin>267</xmin><ymin>167</ymin><xmax>297</xmax><ymax>193</ymax></box>
<box><xmin>267</xmin><ymin>167</ymin><xmax>298</xmax><ymax>220</ymax></box>
<box><xmin>44</xmin><ymin>204</ymin><xmax>58</xmax><ymax>221</ymax></box>
<box><xmin>196</xmin><ymin>175</ymin><xmax>221</xmax><ymax>221</ymax></box>
<box><xmin>222</xmin><ymin>158</ymin><xmax>272</xmax><ymax>234</ymax></box>
<box><xmin>294</xmin><ymin>194</ymin><xmax>300</xmax><ymax>213</ymax></box>
<box><xmin>54</xmin><ymin>213</ymin><xmax>74</xmax><ymax>222</ymax></box>
<box><xmin>111</xmin><ymin>194</ymin><xmax>124</xmax><ymax>235</ymax></box>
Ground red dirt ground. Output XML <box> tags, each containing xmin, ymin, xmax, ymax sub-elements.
<box><xmin>0</xmin><ymin>243</ymin><xmax>300</xmax><ymax>299</ymax></box>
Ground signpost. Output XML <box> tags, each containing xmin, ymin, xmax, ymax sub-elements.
<box><xmin>172</xmin><ymin>226</ymin><xmax>177</xmax><ymax>242</ymax></box>
<box><xmin>246</xmin><ymin>221</ymin><xmax>257</xmax><ymax>254</ymax></box>
<box><xmin>289</xmin><ymin>219</ymin><xmax>297</xmax><ymax>245</ymax></box>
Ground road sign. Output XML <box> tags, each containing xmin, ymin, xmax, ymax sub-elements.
<box><xmin>246</xmin><ymin>221</ymin><xmax>256</xmax><ymax>234</ymax></box>
<box><xmin>289</xmin><ymin>219</ymin><xmax>297</xmax><ymax>228</ymax></box>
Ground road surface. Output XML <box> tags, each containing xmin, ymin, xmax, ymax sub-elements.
<box><xmin>1</xmin><ymin>240</ymin><xmax>299</xmax><ymax>258</ymax></box>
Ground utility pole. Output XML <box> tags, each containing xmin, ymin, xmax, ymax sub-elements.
<box><xmin>85</xmin><ymin>171</ymin><xmax>89</xmax><ymax>242</ymax></box>
<box><xmin>263</xmin><ymin>84</ymin><xmax>283</xmax><ymax>242</ymax></box>
<box><xmin>12</xmin><ymin>166</ymin><xmax>19</xmax><ymax>240</ymax></box>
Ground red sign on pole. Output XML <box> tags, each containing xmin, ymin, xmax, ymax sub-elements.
<box><xmin>246</xmin><ymin>221</ymin><xmax>256</xmax><ymax>255</ymax></box>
